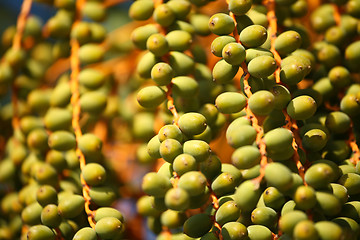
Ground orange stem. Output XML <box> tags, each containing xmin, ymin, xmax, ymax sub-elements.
<box><xmin>332</xmin><ymin>4</ymin><xmax>341</xmax><ymax>26</ymax></box>
<box><xmin>166</xmin><ymin>83</ymin><xmax>180</xmax><ymax>125</ymax></box>
<box><xmin>264</xmin><ymin>0</ymin><xmax>281</xmax><ymax>83</ymax></box>
<box><xmin>349</xmin><ymin>125</ymin><xmax>360</xmax><ymax>166</ymax></box>
<box><xmin>69</xmin><ymin>0</ymin><xmax>96</xmax><ymax>229</ymax></box>
<box><xmin>12</xmin><ymin>0</ymin><xmax>32</xmax><ymax>50</ymax></box>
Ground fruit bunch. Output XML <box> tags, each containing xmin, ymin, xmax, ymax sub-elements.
<box><xmin>131</xmin><ymin>0</ymin><xmax>360</xmax><ymax>239</ymax></box>
<box><xmin>0</xmin><ymin>0</ymin><xmax>125</xmax><ymax>239</ymax></box>
<box><xmin>0</xmin><ymin>0</ymin><xmax>360</xmax><ymax>239</ymax></box>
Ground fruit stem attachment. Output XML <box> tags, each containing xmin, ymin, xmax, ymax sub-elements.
<box><xmin>283</xmin><ymin>110</ymin><xmax>307</xmax><ymax>183</ymax></box>
<box><xmin>69</xmin><ymin>0</ymin><xmax>97</xmax><ymax>229</ymax></box>
<box><xmin>11</xmin><ymin>0</ymin><xmax>32</xmax><ymax>131</ymax></box>
<box><xmin>349</xmin><ymin>123</ymin><xmax>360</xmax><ymax>165</ymax></box>
<box><xmin>263</xmin><ymin>0</ymin><xmax>282</xmax><ymax>83</ymax></box>
<box><xmin>166</xmin><ymin>83</ymin><xmax>180</xmax><ymax>125</ymax></box>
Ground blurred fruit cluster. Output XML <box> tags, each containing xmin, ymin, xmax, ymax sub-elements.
<box><xmin>0</xmin><ymin>0</ymin><xmax>360</xmax><ymax>239</ymax></box>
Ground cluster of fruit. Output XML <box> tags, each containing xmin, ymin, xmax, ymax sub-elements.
<box><xmin>0</xmin><ymin>0</ymin><xmax>125</xmax><ymax>239</ymax></box>
<box><xmin>130</xmin><ymin>0</ymin><xmax>360</xmax><ymax>239</ymax></box>
<box><xmin>0</xmin><ymin>0</ymin><xmax>360</xmax><ymax>239</ymax></box>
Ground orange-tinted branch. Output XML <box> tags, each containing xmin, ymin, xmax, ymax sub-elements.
<box><xmin>70</xmin><ymin>0</ymin><xmax>97</xmax><ymax>229</ymax></box>
<box><xmin>349</xmin><ymin>125</ymin><xmax>360</xmax><ymax>166</ymax></box>
<box><xmin>263</xmin><ymin>0</ymin><xmax>281</xmax><ymax>83</ymax></box>
<box><xmin>166</xmin><ymin>83</ymin><xmax>180</xmax><ymax>125</ymax></box>
<box><xmin>12</xmin><ymin>0</ymin><xmax>32</xmax><ymax>50</ymax></box>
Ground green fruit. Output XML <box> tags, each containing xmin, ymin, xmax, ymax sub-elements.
<box><xmin>211</xmin><ymin>36</ymin><xmax>236</xmax><ymax>57</ymax></box>
<box><xmin>216</xmin><ymin>201</ymin><xmax>241</xmax><ymax>226</ymax></box>
<box><xmin>232</xmin><ymin>145</ymin><xmax>261</xmax><ymax>169</ymax></box>
<box><xmin>248</xmin><ymin>90</ymin><xmax>275</xmax><ymax>116</ymax></box>
<box><xmin>78</xmin><ymin>44</ymin><xmax>104</xmax><ymax>64</ymax></box>
<box><xmin>229</xmin><ymin>0</ymin><xmax>252</xmax><ymax>15</ymax></box>
<box><xmin>82</xmin><ymin>2</ymin><xmax>106</xmax><ymax>21</ymax></box>
<box><xmin>73</xmin><ymin>227</ymin><xmax>97</xmax><ymax>240</ymax></box>
<box><xmin>287</xmin><ymin>95</ymin><xmax>317</xmax><ymax>120</ymax></box>
<box><xmin>48</xmin><ymin>131</ymin><xmax>76</xmax><ymax>151</ymax></box>
<box><xmin>142</xmin><ymin>172</ymin><xmax>172</xmax><ymax>197</ymax></box>
<box><xmin>166</xmin><ymin>30</ymin><xmax>192</xmax><ymax>52</ymax></box>
<box><xmin>137</xmin><ymin>52</ymin><xmax>159</xmax><ymax>78</ymax></box>
<box><xmin>183</xmin><ymin>213</ymin><xmax>213</xmax><ymax>238</ymax></box>
<box><xmin>212</xmin><ymin>172</ymin><xmax>239</xmax><ymax>197</ymax></box>
<box><xmin>172</xmin><ymin>76</ymin><xmax>199</xmax><ymax>97</ymax></box>
<box><xmin>248</xmin><ymin>56</ymin><xmax>277</xmax><ymax>79</ymax></box>
<box><xmin>215</xmin><ymin>92</ymin><xmax>246</xmax><ymax>114</ymax></box>
<box><xmin>234</xmin><ymin>180</ymin><xmax>261</xmax><ymax>212</ymax></box>
<box><xmin>167</xmin><ymin>0</ymin><xmax>191</xmax><ymax>19</ymax></box>
<box><xmin>169</xmin><ymin>51</ymin><xmax>194</xmax><ymax>76</ymax></box>
<box><xmin>240</xmin><ymin>25</ymin><xmax>268</xmax><ymax>48</ymax></box>
<box><xmin>316</xmin><ymin>191</ymin><xmax>342</xmax><ymax>216</ymax></box>
<box><xmin>44</xmin><ymin>108</ymin><xmax>72</xmax><ymax>131</ymax></box>
<box><xmin>58</xmin><ymin>195</ymin><xmax>85</xmax><ymax>219</ymax></box>
<box><xmin>80</xmin><ymin>91</ymin><xmax>107</xmax><ymax>115</ymax></box>
<box><xmin>293</xmin><ymin>220</ymin><xmax>318</xmax><ymax>240</ymax></box>
<box><xmin>263</xmin><ymin>187</ymin><xmax>286</xmax><ymax>210</ymax></box>
<box><xmin>151</xmin><ymin>62</ymin><xmax>174</xmax><ymax>86</ymax></box>
<box><xmin>212</xmin><ymin>59</ymin><xmax>239</xmax><ymax>84</ymax></box>
<box><xmin>279</xmin><ymin>210</ymin><xmax>308</xmax><ymax>235</ymax></box>
<box><xmin>178</xmin><ymin>171</ymin><xmax>207</xmax><ymax>196</ymax></box>
<box><xmin>325</xmin><ymin>111</ymin><xmax>351</xmax><ymax>134</ymax></box>
<box><xmin>251</xmin><ymin>206</ymin><xmax>277</xmax><ymax>229</ymax></box>
<box><xmin>89</xmin><ymin>186</ymin><xmax>117</xmax><ymax>207</ymax></box>
<box><xmin>27</xmin><ymin>128</ymin><xmax>49</xmax><ymax>152</ymax></box>
<box><xmin>146</xmin><ymin>33</ymin><xmax>169</xmax><ymax>57</ymax></box>
<box><xmin>178</xmin><ymin>112</ymin><xmax>207</xmax><ymax>136</ymax></box>
<box><xmin>338</xmin><ymin>173</ymin><xmax>360</xmax><ymax>195</ymax></box>
<box><xmin>41</xmin><ymin>204</ymin><xmax>62</xmax><ymax>228</ymax></box>
<box><xmin>164</xmin><ymin>188</ymin><xmax>190</xmax><ymax>211</ymax></box>
<box><xmin>172</xmin><ymin>153</ymin><xmax>197</xmax><ymax>176</ymax></box>
<box><xmin>222</xmin><ymin>43</ymin><xmax>246</xmax><ymax>66</ymax></box>
<box><xmin>245</xmin><ymin>47</ymin><xmax>273</xmax><ymax>63</ymax></box>
<box><xmin>82</xmin><ymin>163</ymin><xmax>106</xmax><ymax>186</ymax></box>
<box><xmin>137</xmin><ymin>86</ymin><xmax>166</xmax><ymax>109</ymax></box>
<box><xmin>302</xmin><ymin>129</ymin><xmax>328</xmax><ymax>152</ymax></box>
<box><xmin>265</xmin><ymin>163</ymin><xmax>293</xmax><ymax>191</ymax></box>
<box><xmin>153</xmin><ymin>4</ymin><xmax>175</xmax><ymax>27</ymax></box>
<box><xmin>137</xmin><ymin>196</ymin><xmax>162</xmax><ymax>217</ymax></box>
<box><xmin>209</xmin><ymin>13</ymin><xmax>235</xmax><ymax>35</ymax></box>
<box><xmin>200</xmin><ymin>154</ymin><xmax>222</xmax><ymax>181</ymax></box>
<box><xmin>221</xmin><ymin>222</ymin><xmax>248</xmax><ymax>240</ymax></box>
<box><xmin>50</xmin><ymin>81</ymin><xmax>71</xmax><ymax>107</ymax></box>
<box><xmin>131</xmin><ymin>24</ymin><xmax>159</xmax><ymax>50</ymax></box>
<box><xmin>314</xmin><ymin>221</ymin><xmax>343</xmax><ymax>240</ymax></box>
<box><xmin>183</xmin><ymin>140</ymin><xmax>211</xmax><ymax>162</ymax></box>
<box><xmin>247</xmin><ymin>225</ymin><xmax>272</xmax><ymax>240</ymax></box>
<box><xmin>27</xmin><ymin>225</ymin><xmax>56</xmax><ymax>240</ymax></box>
<box><xmin>190</xmin><ymin>14</ymin><xmax>211</xmax><ymax>36</ymax></box>
<box><xmin>95</xmin><ymin>217</ymin><xmax>124</xmax><ymax>239</ymax></box>
<box><xmin>304</xmin><ymin>163</ymin><xmax>336</xmax><ymax>189</ymax></box>
<box><xmin>293</xmin><ymin>186</ymin><xmax>317</xmax><ymax>210</ymax></box>
<box><xmin>159</xmin><ymin>138</ymin><xmax>183</xmax><ymax>163</ymax></box>
<box><xmin>22</xmin><ymin>202</ymin><xmax>43</xmax><ymax>225</ymax></box>
<box><xmin>275</xmin><ymin>31</ymin><xmax>302</xmax><ymax>55</ymax></box>
<box><xmin>94</xmin><ymin>207</ymin><xmax>124</xmax><ymax>222</ymax></box>
<box><xmin>129</xmin><ymin>0</ymin><xmax>154</xmax><ymax>21</ymax></box>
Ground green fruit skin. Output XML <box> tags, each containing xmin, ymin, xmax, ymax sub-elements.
<box><xmin>58</xmin><ymin>195</ymin><xmax>85</xmax><ymax>219</ymax></box>
<box><xmin>129</xmin><ymin>0</ymin><xmax>154</xmax><ymax>21</ymax></box>
<box><xmin>221</xmin><ymin>221</ymin><xmax>248</xmax><ymax>240</ymax></box>
<box><xmin>73</xmin><ymin>227</ymin><xmax>97</xmax><ymax>240</ymax></box>
<box><xmin>215</xmin><ymin>201</ymin><xmax>241</xmax><ymax>226</ymax></box>
<box><xmin>264</xmin><ymin>162</ymin><xmax>293</xmax><ymax>192</ymax></box>
<box><xmin>137</xmin><ymin>86</ymin><xmax>166</xmax><ymax>109</ymax></box>
<box><xmin>95</xmin><ymin>217</ymin><xmax>124</xmax><ymax>240</ymax></box>
<box><xmin>183</xmin><ymin>213</ymin><xmax>213</xmax><ymax>238</ymax></box>
<box><xmin>82</xmin><ymin>163</ymin><xmax>107</xmax><ymax>186</ymax></box>
<box><xmin>240</xmin><ymin>25</ymin><xmax>268</xmax><ymax>48</ymax></box>
<box><xmin>178</xmin><ymin>112</ymin><xmax>207</xmax><ymax>136</ymax></box>
<box><xmin>142</xmin><ymin>172</ymin><xmax>172</xmax><ymax>197</ymax></box>
<box><xmin>27</xmin><ymin>225</ymin><xmax>56</xmax><ymax>240</ymax></box>
<box><xmin>40</xmin><ymin>204</ymin><xmax>62</xmax><ymax>228</ymax></box>
<box><xmin>314</xmin><ymin>221</ymin><xmax>343</xmax><ymax>240</ymax></box>
<box><xmin>247</xmin><ymin>56</ymin><xmax>277</xmax><ymax>79</ymax></box>
<box><xmin>279</xmin><ymin>210</ymin><xmax>308</xmax><ymax>235</ymax></box>
<box><xmin>209</xmin><ymin>13</ymin><xmax>235</xmax><ymax>35</ymax></box>
<box><xmin>48</xmin><ymin>131</ymin><xmax>76</xmax><ymax>151</ymax></box>
<box><xmin>275</xmin><ymin>30</ymin><xmax>302</xmax><ymax>55</ymax></box>
<box><xmin>247</xmin><ymin>225</ymin><xmax>272</xmax><ymax>240</ymax></box>
<box><xmin>215</xmin><ymin>92</ymin><xmax>247</xmax><ymax>114</ymax></box>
